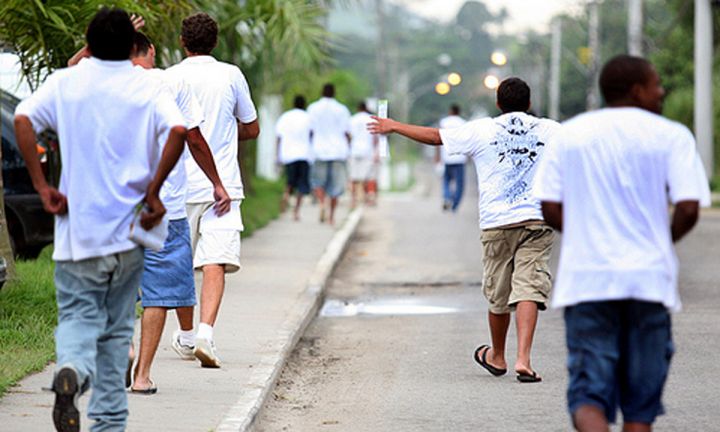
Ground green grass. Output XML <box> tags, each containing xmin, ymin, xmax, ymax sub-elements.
<box><xmin>242</xmin><ymin>176</ymin><xmax>285</xmax><ymax>237</ymax></box>
<box><xmin>0</xmin><ymin>246</ymin><xmax>56</xmax><ymax>396</ymax></box>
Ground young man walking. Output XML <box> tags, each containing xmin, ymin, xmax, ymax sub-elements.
<box><xmin>166</xmin><ymin>12</ymin><xmax>259</xmax><ymax>368</ymax></box>
<box><xmin>275</xmin><ymin>95</ymin><xmax>313</xmax><ymax>220</ymax></box>
<box><xmin>14</xmin><ymin>8</ymin><xmax>186</xmax><ymax>431</ymax></box>
<box><xmin>349</xmin><ymin>102</ymin><xmax>379</xmax><ymax>208</ymax></box>
<box><xmin>535</xmin><ymin>55</ymin><xmax>709</xmax><ymax>432</ymax></box>
<box><xmin>436</xmin><ymin>104</ymin><xmax>467</xmax><ymax>212</ymax></box>
<box><xmin>369</xmin><ymin>78</ymin><xmax>559</xmax><ymax>382</ymax></box>
<box><xmin>307</xmin><ymin>83</ymin><xmax>352</xmax><ymax>225</ymax></box>
<box><xmin>127</xmin><ymin>32</ymin><xmax>231</xmax><ymax>393</ymax></box>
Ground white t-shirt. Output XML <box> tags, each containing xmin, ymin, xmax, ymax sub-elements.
<box><xmin>143</xmin><ymin>68</ymin><xmax>203</xmax><ymax>220</ymax></box>
<box><xmin>439</xmin><ymin>112</ymin><xmax>560</xmax><ymax>229</ymax></box>
<box><xmin>15</xmin><ymin>58</ymin><xmax>185</xmax><ymax>261</ymax></box>
<box><xmin>166</xmin><ymin>56</ymin><xmax>257</xmax><ymax>203</ymax></box>
<box><xmin>275</xmin><ymin>108</ymin><xmax>312</xmax><ymax>164</ymax></box>
<box><xmin>350</xmin><ymin>111</ymin><xmax>376</xmax><ymax>158</ymax></box>
<box><xmin>533</xmin><ymin>107</ymin><xmax>711</xmax><ymax>311</ymax></box>
<box><xmin>438</xmin><ymin>115</ymin><xmax>467</xmax><ymax>164</ymax></box>
<box><xmin>307</xmin><ymin>97</ymin><xmax>351</xmax><ymax>161</ymax></box>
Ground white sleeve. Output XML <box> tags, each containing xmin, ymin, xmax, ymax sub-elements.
<box><xmin>438</xmin><ymin>118</ymin><xmax>492</xmax><ymax>157</ymax></box>
<box><xmin>154</xmin><ymin>87</ymin><xmax>186</xmax><ymax>139</ymax></box>
<box><xmin>14</xmin><ymin>73</ymin><xmax>59</xmax><ymax>134</ymax></box>
<box><xmin>532</xmin><ymin>130</ymin><xmax>564</xmax><ymax>203</ymax></box>
<box><xmin>232</xmin><ymin>68</ymin><xmax>258</xmax><ymax>124</ymax></box>
<box><xmin>667</xmin><ymin>126</ymin><xmax>711</xmax><ymax>207</ymax></box>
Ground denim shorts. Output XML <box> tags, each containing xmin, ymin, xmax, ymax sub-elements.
<box><xmin>311</xmin><ymin>160</ymin><xmax>346</xmax><ymax>198</ymax></box>
<box><xmin>285</xmin><ymin>160</ymin><xmax>311</xmax><ymax>195</ymax></box>
<box><xmin>140</xmin><ymin>218</ymin><xmax>196</xmax><ymax>308</ymax></box>
<box><xmin>564</xmin><ymin>300</ymin><xmax>673</xmax><ymax>424</ymax></box>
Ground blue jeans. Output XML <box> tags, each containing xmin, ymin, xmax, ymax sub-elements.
<box><xmin>54</xmin><ymin>247</ymin><xmax>144</xmax><ymax>432</ymax></box>
<box><xmin>564</xmin><ymin>300</ymin><xmax>673</xmax><ymax>425</ymax></box>
<box><xmin>443</xmin><ymin>163</ymin><xmax>465</xmax><ymax>211</ymax></box>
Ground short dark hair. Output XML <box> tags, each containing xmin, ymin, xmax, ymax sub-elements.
<box><xmin>131</xmin><ymin>31</ymin><xmax>153</xmax><ymax>58</ymax></box>
<box><xmin>322</xmin><ymin>83</ymin><xmax>335</xmax><ymax>98</ymax></box>
<box><xmin>293</xmin><ymin>95</ymin><xmax>306</xmax><ymax>109</ymax></box>
<box><xmin>181</xmin><ymin>13</ymin><xmax>218</xmax><ymax>55</ymax></box>
<box><xmin>357</xmin><ymin>101</ymin><xmax>368</xmax><ymax>112</ymax></box>
<box><xmin>496</xmin><ymin>78</ymin><xmax>531</xmax><ymax>113</ymax></box>
<box><xmin>86</xmin><ymin>7</ymin><xmax>134</xmax><ymax>61</ymax></box>
<box><xmin>600</xmin><ymin>55</ymin><xmax>653</xmax><ymax>104</ymax></box>
<box><xmin>450</xmin><ymin>104</ymin><xmax>461</xmax><ymax>115</ymax></box>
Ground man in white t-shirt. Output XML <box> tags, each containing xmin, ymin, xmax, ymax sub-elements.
<box><xmin>14</xmin><ymin>8</ymin><xmax>186</xmax><ymax>431</ymax></box>
<box><xmin>370</xmin><ymin>78</ymin><xmax>559</xmax><ymax>383</ymax></box>
<box><xmin>436</xmin><ymin>104</ymin><xmax>467</xmax><ymax>212</ymax></box>
<box><xmin>126</xmin><ymin>32</ymin><xmax>232</xmax><ymax>393</ymax></box>
<box><xmin>166</xmin><ymin>12</ymin><xmax>259</xmax><ymax>368</ymax></box>
<box><xmin>349</xmin><ymin>102</ymin><xmax>379</xmax><ymax>208</ymax></box>
<box><xmin>534</xmin><ymin>55</ymin><xmax>709</xmax><ymax>432</ymax></box>
<box><xmin>275</xmin><ymin>95</ymin><xmax>313</xmax><ymax>220</ymax></box>
<box><xmin>307</xmin><ymin>84</ymin><xmax>352</xmax><ymax>225</ymax></box>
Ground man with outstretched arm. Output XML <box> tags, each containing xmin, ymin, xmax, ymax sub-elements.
<box><xmin>534</xmin><ymin>55</ymin><xmax>710</xmax><ymax>432</ymax></box>
<box><xmin>14</xmin><ymin>8</ymin><xmax>186</xmax><ymax>431</ymax></box>
<box><xmin>369</xmin><ymin>78</ymin><xmax>559</xmax><ymax>383</ymax></box>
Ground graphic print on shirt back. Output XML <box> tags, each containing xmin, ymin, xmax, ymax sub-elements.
<box><xmin>490</xmin><ymin>115</ymin><xmax>545</xmax><ymax>203</ymax></box>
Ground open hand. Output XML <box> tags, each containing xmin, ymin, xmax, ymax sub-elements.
<box><xmin>130</xmin><ymin>14</ymin><xmax>145</xmax><ymax>31</ymax></box>
<box><xmin>39</xmin><ymin>186</ymin><xmax>68</xmax><ymax>215</ymax></box>
<box><xmin>213</xmin><ymin>184</ymin><xmax>231</xmax><ymax>216</ymax></box>
<box><xmin>367</xmin><ymin>116</ymin><xmax>395</xmax><ymax>135</ymax></box>
<box><xmin>140</xmin><ymin>193</ymin><xmax>166</xmax><ymax>230</ymax></box>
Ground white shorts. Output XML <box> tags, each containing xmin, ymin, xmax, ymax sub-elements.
<box><xmin>349</xmin><ymin>157</ymin><xmax>376</xmax><ymax>182</ymax></box>
<box><xmin>187</xmin><ymin>200</ymin><xmax>242</xmax><ymax>273</ymax></box>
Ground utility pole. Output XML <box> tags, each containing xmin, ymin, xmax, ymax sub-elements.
<box><xmin>627</xmin><ymin>0</ymin><xmax>643</xmax><ymax>56</ymax></box>
<box><xmin>549</xmin><ymin>18</ymin><xmax>562</xmax><ymax>120</ymax></box>
<box><xmin>695</xmin><ymin>0</ymin><xmax>714</xmax><ymax>179</ymax></box>
<box><xmin>586</xmin><ymin>0</ymin><xmax>601</xmax><ymax>110</ymax></box>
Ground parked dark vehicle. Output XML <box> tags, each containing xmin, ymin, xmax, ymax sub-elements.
<box><xmin>0</xmin><ymin>89</ymin><xmax>55</xmax><ymax>259</ymax></box>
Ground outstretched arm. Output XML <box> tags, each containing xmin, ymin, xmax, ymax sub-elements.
<box><xmin>671</xmin><ymin>200</ymin><xmax>699</xmax><ymax>242</ymax></box>
<box><xmin>142</xmin><ymin>125</ymin><xmax>187</xmax><ymax>229</ymax></box>
<box><xmin>186</xmin><ymin>127</ymin><xmax>231</xmax><ymax>215</ymax></box>
<box><xmin>541</xmin><ymin>201</ymin><xmax>563</xmax><ymax>232</ymax></box>
<box><xmin>368</xmin><ymin>116</ymin><xmax>442</xmax><ymax>146</ymax></box>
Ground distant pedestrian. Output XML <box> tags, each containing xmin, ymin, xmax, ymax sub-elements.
<box><xmin>370</xmin><ymin>78</ymin><xmax>559</xmax><ymax>383</ymax></box>
<box><xmin>349</xmin><ymin>102</ymin><xmax>379</xmax><ymax>208</ymax></box>
<box><xmin>436</xmin><ymin>104</ymin><xmax>467</xmax><ymax>212</ymax></box>
<box><xmin>275</xmin><ymin>95</ymin><xmax>313</xmax><ymax>220</ymax></box>
<box><xmin>534</xmin><ymin>55</ymin><xmax>710</xmax><ymax>431</ymax></box>
<box><xmin>14</xmin><ymin>8</ymin><xmax>186</xmax><ymax>431</ymax></box>
<box><xmin>307</xmin><ymin>83</ymin><xmax>352</xmax><ymax>225</ymax></box>
<box><xmin>166</xmin><ymin>12</ymin><xmax>260</xmax><ymax>368</ymax></box>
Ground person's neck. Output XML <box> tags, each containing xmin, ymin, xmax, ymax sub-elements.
<box><xmin>608</xmin><ymin>99</ymin><xmax>640</xmax><ymax>109</ymax></box>
<box><xmin>185</xmin><ymin>50</ymin><xmax>210</xmax><ymax>58</ymax></box>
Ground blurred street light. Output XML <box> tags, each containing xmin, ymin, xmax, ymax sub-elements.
<box><xmin>447</xmin><ymin>72</ymin><xmax>462</xmax><ymax>86</ymax></box>
<box><xmin>435</xmin><ymin>82</ymin><xmax>451</xmax><ymax>95</ymax></box>
<box><xmin>490</xmin><ymin>51</ymin><xmax>507</xmax><ymax>66</ymax></box>
<box><xmin>483</xmin><ymin>75</ymin><xmax>500</xmax><ymax>90</ymax></box>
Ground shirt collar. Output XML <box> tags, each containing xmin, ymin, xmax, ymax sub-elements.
<box><xmin>180</xmin><ymin>55</ymin><xmax>217</xmax><ymax>65</ymax></box>
<box><xmin>87</xmin><ymin>57</ymin><xmax>134</xmax><ymax>69</ymax></box>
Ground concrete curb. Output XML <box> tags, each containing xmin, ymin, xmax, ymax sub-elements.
<box><xmin>215</xmin><ymin>207</ymin><xmax>364</xmax><ymax>432</ymax></box>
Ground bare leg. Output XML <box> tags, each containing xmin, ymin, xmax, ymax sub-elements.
<box><xmin>350</xmin><ymin>182</ymin><xmax>359</xmax><ymax>209</ymax></box>
<box><xmin>132</xmin><ymin>307</ymin><xmax>167</xmax><ymax>390</ymax></box>
<box><xmin>200</xmin><ymin>264</ymin><xmax>225</xmax><ymax>326</ymax></box>
<box><xmin>328</xmin><ymin>197</ymin><xmax>339</xmax><ymax>225</ymax></box>
<box><xmin>293</xmin><ymin>194</ymin><xmax>303</xmax><ymax>221</ymax></box>
<box><xmin>314</xmin><ymin>187</ymin><xmax>326</xmax><ymax>222</ymax></box>
<box><xmin>622</xmin><ymin>423</ymin><xmax>651</xmax><ymax>432</ymax></box>
<box><xmin>482</xmin><ymin>311</ymin><xmax>510</xmax><ymax>369</ymax></box>
<box><xmin>515</xmin><ymin>301</ymin><xmax>539</xmax><ymax>376</ymax></box>
<box><xmin>281</xmin><ymin>186</ymin><xmax>291</xmax><ymax>213</ymax></box>
<box><xmin>175</xmin><ymin>306</ymin><xmax>193</xmax><ymax>331</ymax></box>
<box><xmin>573</xmin><ymin>405</ymin><xmax>610</xmax><ymax>432</ymax></box>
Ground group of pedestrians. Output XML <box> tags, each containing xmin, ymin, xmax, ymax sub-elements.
<box><xmin>275</xmin><ymin>86</ymin><xmax>380</xmax><ymax>224</ymax></box>
<box><xmin>370</xmin><ymin>55</ymin><xmax>710</xmax><ymax>431</ymax></box>
<box><xmin>15</xmin><ymin>8</ymin><xmax>258</xmax><ymax>431</ymax></box>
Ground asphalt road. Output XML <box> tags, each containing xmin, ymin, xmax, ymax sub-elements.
<box><xmin>254</xmin><ymin>169</ymin><xmax>720</xmax><ymax>432</ymax></box>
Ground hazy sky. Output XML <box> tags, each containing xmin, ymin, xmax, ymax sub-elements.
<box><xmin>389</xmin><ymin>0</ymin><xmax>583</xmax><ymax>34</ymax></box>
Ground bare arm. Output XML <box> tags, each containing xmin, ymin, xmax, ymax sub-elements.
<box><xmin>276</xmin><ymin>136</ymin><xmax>282</xmax><ymax>165</ymax></box>
<box><xmin>186</xmin><ymin>127</ymin><xmax>231</xmax><ymax>215</ymax></box>
<box><xmin>541</xmin><ymin>201</ymin><xmax>563</xmax><ymax>232</ymax></box>
<box><xmin>368</xmin><ymin>116</ymin><xmax>442</xmax><ymax>146</ymax></box>
<box><xmin>14</xmin><ymin>115</ymin><xmax>67</xmax><ymax>214</ymax></box>
<box><xmin>671</xmin><ymin>200</ymin><xmax>699</xmax><ymax>242</ymax></box>
<box><xmin>238</xmin><ymin>119</ymin><xmax>260</xmax><ymax>141</ymax></box>
<box><xmin>142</xmin><ymin>125</ymin><xmax>187</xmax><ymax>229</ymax></box>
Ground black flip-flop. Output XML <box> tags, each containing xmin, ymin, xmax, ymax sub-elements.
<box><xmin>130</xmin><ymin>380</ymin><xmax>158</xmax><ymax>395</ymax></box>
<box><xmin>516</xmin><ymin>371</ymin><xmax>542</xmax><ymax>383</ymax></box>
<box><xmin>473</xmin><ymin>345</ymin><xmax>507</xmax><ymax>377</ymax></box>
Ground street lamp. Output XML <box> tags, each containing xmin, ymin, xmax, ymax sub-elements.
<box><xmin>490</xmin><ymin>51</ymin><xmax>507</xmax><ymax>66</ymax></box>
<box><xmin>447</xmin><ymin>72</ymin><xmax>462</xmax><ymax>86</ymax></box>
<box><xmin>435</xmin><ymin>82</ymin><xmax>451</xmax><ymax>95</ymax></box>
<box><xmin>483</xmin><ymin>75</ymin><xmax>500</xmax><ymax>90</ymax></box>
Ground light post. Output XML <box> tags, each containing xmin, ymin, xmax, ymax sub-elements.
<box><xmin>695</xmin><ymin>0</ymin><xmax>714</xmax><ymax>179</ymax></box>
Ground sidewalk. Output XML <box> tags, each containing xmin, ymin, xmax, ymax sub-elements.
<box><xmin>0</xmin><ymin>202</ymin><xmax>362</xmax><ymax>431</ymax></box>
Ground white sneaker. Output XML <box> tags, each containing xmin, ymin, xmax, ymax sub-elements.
<box><xmin>194</xmin><ymin>337</ymin><xmax>221</xmax><ymax>368</ymax></box>
<box><xmin>171</xmin><ymin>331</ymin><xmax>195</xmax><ymax>361</ymax></box>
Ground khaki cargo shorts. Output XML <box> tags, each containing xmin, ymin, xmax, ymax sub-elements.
<box><xmin>480</xmin><ymin>224</ymin><xmax>555</xmax><ymax>314</ymax></box>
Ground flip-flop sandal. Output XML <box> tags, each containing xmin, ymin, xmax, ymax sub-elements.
<box><xmin>125</xmin><ymin>357</ymin><xmax>134</xmax><ymax>389</ymax></box>
<box><xmin>473</xmin><ymin>345</ymin><xmax>507</xmax><ymax>377</ymax></box>
<box><xmin>130</xmin><ymin>380</ymin><xmax>158</xmax><ymax>395</ymax></box>
<box><xmin>516</xmin><ymin>371</ymin><xmax>542</xmax><ymax>383</ymax></box>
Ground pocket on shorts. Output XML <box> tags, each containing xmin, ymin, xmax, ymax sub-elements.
<box><xmin>480</xmin><ymin>230</ymin><xmax>505</xmax><ymax>258</ymax></box>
